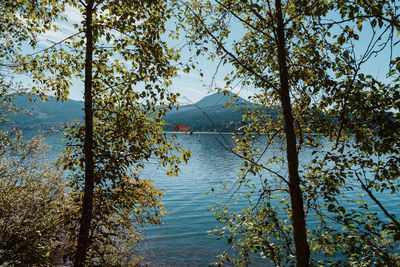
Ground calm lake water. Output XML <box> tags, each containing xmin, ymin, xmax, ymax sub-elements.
<box><xmin>32</xmin><ymin>131</ymin><xmax>399</xmax><ymax>266</ymax></box>
<box><xmin>138</xmin><ymin>133</ymin><xmax>270</xmax><ymax>266</ymax></box>
<box><xmin>40</xmin><ymin>131</ymin><xmax>273</xmax><ymax>266</ymax></box>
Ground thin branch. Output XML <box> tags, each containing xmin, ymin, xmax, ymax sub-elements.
<box><xmin>182</xmin><ymin>95</ymin><xmax>233</xmax><ymax>150</ymax></box>
<box><xmin>214</xmin><ymin>0</ymin><xmax>274</xmax><ymax>41</ymax></box>
<box><xmin>355</xmin><ymin>170</ymin><xmax>400</xmax><ymax>229</ymax></box>
<box><xmin>78</xmin><ymin>0</ymin><xmax>86</xmax><ymax>7</ymax></box>
<box><xmin>182</xmin><ymin>1</ymin><xmax>278</xmax><ymax>92</ymax></box>
<box><xmin>361</xmin><ymin>0</ymin><xmax>400</xmax><ymax>29</ymax></box>
<box><xmin>29</xmin><ymin>32</ymin><xmax>82</xmax><ymax>57</ymax></box>
<box><xmin>215</xmin><ymin>137</ymin><xmax>289</xmax><ymax>184</ymax></box>
<box><xmin>283</xmin><ymin>0</ymin><xmax>320</xmax><ymax>26</ymax></box>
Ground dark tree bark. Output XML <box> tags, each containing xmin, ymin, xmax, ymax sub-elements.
<box><xmin>274</xmin><ymin>0</ymin><xmax>310</xmax><ymax>266</ymax></box>
<box><xmin>74</xmin><ymin>0</ymin><xmax>95</xmax><ymax>266</ymax></box>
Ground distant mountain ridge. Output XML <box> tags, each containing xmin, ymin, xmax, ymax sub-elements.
<box><xmin>3</xmin><ymin>93</ymin><xmax>253</xmax><ymax>132</ymax></box>
<box><xmin>196</xmin><ymin>93</ymin><xmax>251</xmax><ymax>108</ymax></box>
<box><xmin>5</xmin><ymin>94</ymin><xmax>83</xmax><ymax>130</ymax></box>
<box><xmin>164</xmin><ymin>92</ymin><xmax>252</xmax><ymax>132</ymax></box>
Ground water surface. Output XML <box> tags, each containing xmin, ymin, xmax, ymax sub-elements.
<box><xmin>33</xmin><ymin>131</ymin><xmax>399</xmax><ymax>266</ymax></box>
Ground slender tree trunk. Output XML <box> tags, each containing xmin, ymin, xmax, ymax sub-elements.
<box><xmin>74</xmin><ymin>1</ymin><xmax>95</xmax><ymax>266</ymax></box>
<box><xmin>274</xmin><ymin>0</ymin><xmax>310</xmax><ymax>266</ymax></box>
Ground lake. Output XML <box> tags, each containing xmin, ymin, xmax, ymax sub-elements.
<box><xmin>34</xmin><ymin>131</ymin><xmax>399</xmax><ymax>266</ymax></box>
<box><xmin>40</xmin><ymin>131</ymin><xmax>272</xmax><ymax>266</ymax></box>
<box><xmin>138</xmin><ymin>133</ymin><xmax>271</xmax><ymax>266</ymax></box>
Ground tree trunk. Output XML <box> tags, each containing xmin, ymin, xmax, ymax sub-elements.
<box><xmin>274</xmin><ymin>0</ymin><xmax>310</xmax><ymax>266</ymax></box>
<box><xmin>74</xmin><ymin>1</ymin><xmax>95</xmax><ymax>266</ymax></box>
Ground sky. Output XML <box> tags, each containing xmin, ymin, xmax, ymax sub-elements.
<box><xmin>28</xmin><ymin>3</ymin><xmax>399</xmax><ymax>105</ymax></box>
<box><xmin>30</xmin><ymin>5</ymin><xmax>248</xmax><ymax>105</ymax></box>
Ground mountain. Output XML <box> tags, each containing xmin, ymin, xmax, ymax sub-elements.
<box><xmin>196</xmin><ymin>93</ymin><xmax>251</xmax><ymax>108</ymax></box>
<box><xmin>3</xmin><ymin>93</ymin><xmax>253</xmax><ymax>132</ymax></box>
<box><xmin>5</xmin><ymin>94</ymin><xmax>83</xmax><ymax>130</ymax></box>
<box><xmin>164</xmin><ymin>92</ymin><xmax>252</xmax><ymax>132</ymax></box>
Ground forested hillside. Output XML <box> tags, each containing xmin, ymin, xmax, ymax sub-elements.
<box><xmin>6</xmin><ymin>93</ymin><xmax>258</xmax><ymax>132</ymax></box>
<box><xmin>164</xmin><ymin>92</ymin><xmax>253</xmax><ymax>132</ymax></box>
<box><xmin>4</xmin><ymin>94</ymin><xmax>83</xmax><ymax>129</ymax></box>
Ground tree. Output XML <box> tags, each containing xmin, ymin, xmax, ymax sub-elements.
<box><xmin>305</xmin><ymin>0</ymin><xmax>400</xmax><ymax>264</ymax></box>
<box><xmin>176</xmin><ymin>0</ymin><xmax>400</xmax><ymax>265</ymax></box>
<box><xmin>176</xmin><ymin>0</ymin><xmax>330</xmax><ymax>265</ymax></box>
<box><xmin>12</xmin><ymin>0</ymin><xmax>189</xmax><ymax>265</ymax></box>
<box><xmin>0</xmin><ymin>2</ymin><xmax>77</xmax><ymax>265</ymax></box>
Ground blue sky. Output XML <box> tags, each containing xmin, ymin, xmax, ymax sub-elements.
<box><xmin>29</xmin><ymin>4</ymin><xmax>399</xmax><ymax>104</ymax></box>
<box><xmin>30</xmin><ymin>5</ymin><xmax>244</xmax><ymax>104</ymax></box>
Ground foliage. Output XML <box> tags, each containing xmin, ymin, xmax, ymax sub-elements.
<box><xmin>6</xmin><ymin>0</ymin><xmax>190</xmax><ymax>265</ymax></box>
<box><xmin>2</xmin><ymin>0</ymin><xmax>190</xmax><ymax>265</ymax></box>
<box><xmin>176</xmin><ymin>0</ymin><xmax>400</xmax><ymax>265</ymax></box>
<box><xmin>0</xmin><ymin>133</ymin><xmax>74</xmax><ymax>266</ymax></box>
<box><xmin>0</xmin><ymin>0</ymin><xmax>66</xmax><ymax>99</ymax></box>
<box><xmin>0</xmin><ymin>3</ymin><xmax>74</xmax><ymax>265</ymax></box>
<box><xmin>304</xmin><ymin>1</ymin><xmax>400</xmax><ymax>265</ymax></box>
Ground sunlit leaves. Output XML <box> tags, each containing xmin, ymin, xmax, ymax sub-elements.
<box><xmin>3</xmin><ymin>0</ymin><xmax>190</xmax><ymax>264</ymax></box>
<box><xmin>0</xmin><ymin>135</ymin><xmax>74</xmax><ymax>265</ymax></box>
<box><xmin>177</xmin><ymin>0</ymin><xmax>400</xmax><ymax>265</ymax></box>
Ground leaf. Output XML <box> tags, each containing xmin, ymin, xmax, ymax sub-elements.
<box><xmin>357</xmin><ymin>22</ymin><xmax>363</xmax><ymax>32</ymax></box>
<box><xmin>394</xmin><ymin>233</ymin><xmax>400</xmax><ymax>242</ymax></box>
<box><xmin>338</xmin><ymin>34</ymin><xmax>345</xmax><ymax>45</ymax></box>
<box><xmin>327</xmin><ymin>204</ymin><xmax>335</xmax><ymax>212</ymax></box>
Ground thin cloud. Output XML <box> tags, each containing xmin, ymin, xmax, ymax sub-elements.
<box><xmin>64</xmin><ymin>5</ymin><xmax>83</xmax><ymax>24</ymax></box>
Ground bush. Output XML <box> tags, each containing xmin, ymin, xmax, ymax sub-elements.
<box><xmin>0</xmin><ymin>133</ymin><xmax>73</xmax><ymax>266</ymax></box>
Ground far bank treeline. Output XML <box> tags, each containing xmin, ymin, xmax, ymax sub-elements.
<box><xmin>4</xmin><ymin>92</ymin><xmax>274</xmax><ymax>133</ymax></box>
<box><xmin>6</xmin><ymin>93</ymin><xmax>394</xmax><ymax>133</ymax></box>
